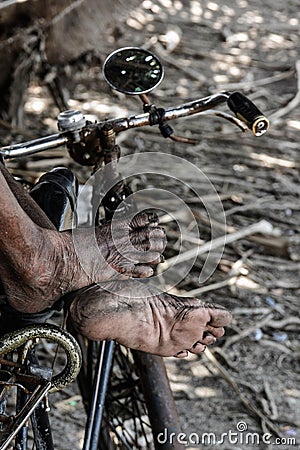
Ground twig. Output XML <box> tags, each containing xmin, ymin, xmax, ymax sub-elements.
<box><xmin>269</xmin><ymin>60</ymin><xmax>300</xmax><ymax>122</ymax></box>
<box><xmin>161</xmin><ymin>220</ymin><xmax>275</xmax><ymax>269</ymax></box>
<box><xmin>249</xmin><ymin>152</ymin><xmax>298</xmax><ymax>169</ymax></box>
<box><xmin>259</xmin><ymin>339</ymin><xmax>292</xmax><ymax>354</ymax></box>
<box><xmin>263</xmin><ymin>380</ymin><xmax>278</xmax><ymax>420</ymax></box>
<box><xmin>224</xmin><ymin>197</ymin><xmax>273</xmax><ymax>217</ymax></box>
<box><xmin>0</xmin><ymin>0</ymin><xmax>30</xmax><ymax>10</ymax></box>
<box><xmin>265</xmin><ymin>279</ymin><xmax>300</xmax><ymax>289</ymax></box>
<box><xmin>194</xmin><ymin>212</ymin><xmax>289</xmax><ymax>257</ymax></box>
<box><xmin>216</xmin><ymin>69</ymin><xmax>295</xmax><ymax>91</ymax></box>
<box><xmin>222</xmin><ymin>313</ymin><xmax>274</xmax><ymax>350</ymax></box>
<box><xmin>49</xmin><ymin>0</ymin><xmax>85</xmax><ymax>27</ymax></box>
<box><xmin>181</xmin><ymin>251</ymin><xmax>251</xmax><ymax>296</ymax></box>
<box><xmin>147</xmin><ymin>39</ymin><xmax>206</xmax><ymax>84</ymax></box>
<box><xmin>181</xmin><ymin>275</ymin><xmax>236</xmax><ymax>297</ymax></box>
<box><xmin>249</xmin><ymin>255</ymin><xmax>300</xmax><ymax>271</ymax></box>
<box><xmin>267</xmin><ymin>317</ymin><xmax>300</xmax><ymax>328</ymax></box>
<box><xmin>231</xmin><ymin>307</ymin><xmax>271</xmax><ymax>315</ymax></box>
<box><xmin>203</xmin><ymin>348</ymin><xmax>283</xmax><ymax>438</ymax></box>
<box><xmin>0</xmin><ymin>118</ymin><xmax>36</xmax><ymax>139</ymax></box>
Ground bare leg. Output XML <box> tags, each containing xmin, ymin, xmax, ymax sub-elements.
<box><xmin>0</xmin><ymin>169</ymin><xmax>165</xmax><ymax>313</ymax></box>
<box><xmin>0</xmin><ymin>164</ymin><xmax>231</xmax><ymax>355</ymax></box>
<box><xmin>0</xmin><ymin>163</ymin><xmax>55</xmax><ymax>230</ymax></box>
<box><xmin>69</xmin><ymin>280</ymin><xmax>232</xmax><ymax>357</ymax></box>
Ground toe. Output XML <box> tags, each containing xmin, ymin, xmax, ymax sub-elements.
<box><xmin>206</xmin><ymin>324</ymin><xmax>226</xmax><ymax>338</ymax></box>
<box><xmin>189</xmin><ymin>342</ymin><xmax>207</xmax><ymax>354</ymax></box>
<box><xmin>132</xmin><ymin>265</ymin><xmax>154</xmax><ymax>278</ymax></box>
<box><xmin>148</xmin><ymin>228</ymin><xmax>167</xmax><ymax>252</ymax></box>
<box><xmin>130</xmin><ymin>211</ymin><xmax>159</xmax><ymax>229</ymax></box>
<box><xmin>127</xmin><ymin>250</ymin><xmax>162</xmax><ymax>265</ymax></box>
<box><xmin>174</xmin><ymin>350</ymin><xmax>189</xmax><ymax>358</ymax></box>
<box><xmin>207</xmin><ymin>305</ymin><xmax>232</xmax><ymax>328</ymax></box>
<box><xmin>198</xmin><ymin>332</ymin><xmax>217</xmax><ymax>346</ymax></box>
<box><xmin>131</xmin><ymin>227</ymin><xmax>166</xmax><ymax>252</ymax></box>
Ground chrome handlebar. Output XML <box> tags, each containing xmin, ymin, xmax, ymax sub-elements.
<box><xmin>0</xmin><ymin>92</ymin><xmax>269</xmax><ymax>159</ymax></box>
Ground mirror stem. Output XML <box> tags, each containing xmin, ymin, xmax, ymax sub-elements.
<box><xmin>139</xmin><ymin>93</ymin><xmax>151</xmax><ymax>106</ymax></box>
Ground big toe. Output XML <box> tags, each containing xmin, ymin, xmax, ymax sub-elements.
<box><xmin>207</xmin><ymin>304</ymin><xmax>232</xmax><ymax>327</ymax></box>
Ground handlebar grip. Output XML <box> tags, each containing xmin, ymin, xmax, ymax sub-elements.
<box><xmin>227</xmin><ymin>92</ymin><xmax>269</xmax><ymax>136</ymax></box>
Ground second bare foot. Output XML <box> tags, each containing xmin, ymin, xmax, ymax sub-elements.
<box><xmin>69</xmin><ymin>280</ymin><xmax>232</xmax><ymax>357</ymax></box>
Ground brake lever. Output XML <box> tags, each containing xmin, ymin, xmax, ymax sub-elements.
<box><xmin>169</xmin><ymin>134</ymin><xmax>198</xmax><ymax>145</ymax></box>
<box><xmin>141</xmin><ymin>100</ymin><xmax>198</xmax><ymax>144</ymax></box>
<box><xmin>166</xmin><ymin>109</ymin><xmax>247</xmax><ymax>144</ymax></box>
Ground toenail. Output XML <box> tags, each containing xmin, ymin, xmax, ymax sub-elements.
<box><xmin>175</xmin><ymin>350</ymin><xmax>188</xmax><ymax>357</ymax></box>
<box><xmin>192</xmin><ymin>342</ymin><xmax>207</xmax><ymax>352</ymax></box>
<box><xmin>147</xmin><ymin>212</ymin><xmax>158</xmax><ymax>223</ymax></box>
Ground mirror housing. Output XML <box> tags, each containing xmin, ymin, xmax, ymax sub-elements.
<box><xmin>103</xmin><ymin>47</ymin><xmax>164</xmax><ymax>95</ymax></box>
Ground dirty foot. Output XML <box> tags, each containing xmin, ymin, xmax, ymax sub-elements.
<box><xmin>0</xmin><ymin>170</ymin><xmax>166</xmax><ymax>313</ymax></box>
<box><xmin>69</xmin><ymin>280</ymin><xmax>232</xmax><ymax>357</ymax></box>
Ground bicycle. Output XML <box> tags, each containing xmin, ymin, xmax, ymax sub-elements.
<box><xmin>0</xmin><ymin>47</ymin><xmax>269</xmax><ymax>450</ymax></box>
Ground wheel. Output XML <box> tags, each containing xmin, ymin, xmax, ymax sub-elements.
<box><xmin>76</xmin><ymin>338</ymin><xmax>184</xmax><ymax>450</ymax></box>
<box><xmin>0</xmin><ymin>324</ymin><xmax>82</xmax><ymax>450</ymax></box>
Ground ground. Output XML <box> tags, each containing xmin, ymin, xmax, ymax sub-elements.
<box><xmin>1</xmin><ymin>1</ymin><xmax>299</xmax><ymax>449</ymax></box>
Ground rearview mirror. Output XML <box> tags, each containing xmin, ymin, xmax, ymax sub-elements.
<box><xmin>103</xmin><ymin>47</ymin><xmax>164</xmax><ymax>95</ymax></box>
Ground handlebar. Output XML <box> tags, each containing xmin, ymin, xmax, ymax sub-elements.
<box><xmin>0</xmin><ymin>134</ymin><xmax>68</xmax><ymax>158</ymax></box>
<box><xmin>0</xmin><ymin>91</ymin><xmax>269</xmax><ymax>159</ymax></box>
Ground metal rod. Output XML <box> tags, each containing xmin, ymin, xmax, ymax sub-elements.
<box><xmin>0</xmin><ymin>93</ymin><xmax>231</xmax><ymax>158</ymax></box>
<box><xmin>0</xmin><ymin>134</ymin><xmax>68</xmax><ymax>158</ymax></box>
<box><xmin>133</xmin><ymin>352</ymin><xmax>185</xmax><ymax>450</ymax></box>
<box><xmin>14</xmin><ymin>388</ymin><xmax>28</xmax><ymax>450</ymax></box>
<box><xmin>30</xmin><ymin>399</ymin><xmax>54</xmax><ymax>450</ymax></box>
<box><xmin>109</xmin><ymin>93</ymin><xmax>230</xmax><ymax>133</ymax></box>
<box><xmin>0</xmin><ymin>382</ymin><xmax>52</xmax><ymax>450</ymax></box>
<box><xmin>83</xmin><ymin>343</ymin><xmax>105</xmax><ymax>450</ymax></box>
<box><xmin>90</xmin><ymin>340</ymin><xmax>115</xmax><ymax>450</ymax></box>
<box><xmin>83</xmin><ymin>340</ymin><xmax>115</xmax><ymax>450</ymax></box>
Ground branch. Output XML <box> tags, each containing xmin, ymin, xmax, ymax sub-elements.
<box><xmin>203</xmin><ymin>348</ymin><xmax>284</xmax><ymax>438</ymax></box>
<box><xmin>269</xmin><ymin>60</ymin><xmax>300</xmax><ymax>122</ymax></box>
<box><xmin>161</xmin><ymin>220</ymin><xmax>276</xmax><ymax>269</ymax></box>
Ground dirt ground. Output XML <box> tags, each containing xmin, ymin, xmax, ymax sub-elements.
<box><xmin>1</xmin><ymin>1</ymin><xmax>300</xmax><ymax>449</ymax></box>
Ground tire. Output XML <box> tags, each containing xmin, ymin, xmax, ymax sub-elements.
<box><xmin>0</xmin><ymin>324</ymin><xmax>82</xmax><ymax>450</ymax></box>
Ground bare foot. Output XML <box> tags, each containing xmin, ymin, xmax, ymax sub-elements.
<box><xmin>69</xmin><ymin>280</ymin><xmax>232</xmax><ymax>357</ymax></box>
<box><xmin>0</xmin><ymin>170</ymin><xmax>166</xmax><ymax>313</ymax></box>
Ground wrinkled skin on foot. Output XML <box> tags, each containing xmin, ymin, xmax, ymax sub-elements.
<box><xmin>73</xmin><ymin>211</ymin><xmax>166</xmax><ymax>281</ymax></box>
<box><xmin>0</xmin><ymin>170</ymin><xmax>166</xmax><ymax>313</ymax></box>
<box><xmin>69</xmin><ymin>280</ymin><xmax>232</xmax><ymax>357</ymax></box>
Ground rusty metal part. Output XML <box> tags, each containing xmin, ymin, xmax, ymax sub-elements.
<box><xmin>0</xmin><ymin>324</ymin><xmax>82</xmax><ymax>391</ymax></box>
<box><xmin>133</xmin><ymin>352</ymin><xmax>185</xmax><ymax>450</ymax></box>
